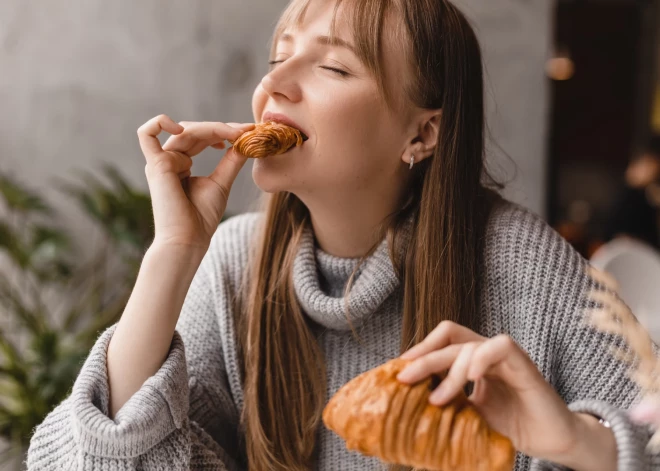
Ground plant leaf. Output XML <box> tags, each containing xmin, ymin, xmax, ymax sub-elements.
<box><xmin>0</xmin><ymin>165</ymin><xmax>159</xmax><ymax>447</ymax></box>
<box><xmin>26</xmin><ymin>225</ymin><xmax>74</xmax><ymax>283</ymax></box>
<box><xmin>0</xmin><ymin>174</ymin><xmax>51</xmax><ymax>215</ymax></box>
<box><xmin>30</xmin><ymin>225</ymin><xmax>70</xmax><ymax>253</ymax></box>
<box><xmin>0</xmin><ymin>327</ymin><xmax>28</xmax><ymax>375</ymax></box>
<box><xmin>102</xmin><ymin>164</ymin><xmax>133</xmax><ymax>195</ymax></box>
<box><xmin>0</xmin><ymin>273</ymin><xmax>46</xmax><ymax>335</ymax></box>
<box><xmin>59</xmin><ymin>167</ymin><xmax>154</xmax><ymax>250</ymax></box>
<box><xmin>0</xmin><ymin>222</ymin><xmax>29</xmax><ymax>268</ymax></box>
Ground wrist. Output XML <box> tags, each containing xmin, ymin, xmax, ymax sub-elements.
<box><xmin>144</xmin><ymin>240</ymin><xmax>208</xmax><ymax>283</ymax></box>
<box><xmin>552</xmin><ymin>412</ymin><xmax>617</xmax><ymax>471</ymax></box>
<box><xmin>149</xmin><ymin>238</ymin><xmax>209</xmax><ymax>263</ymax></box>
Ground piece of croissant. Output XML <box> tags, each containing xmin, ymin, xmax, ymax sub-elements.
<box><xmin>322</xmin><ymin>358</ymin><xmax>516</xmax><ymax>471</ymax></box>
<box><xmin>231</xmin><ymin>121</ymin><xmax>304</xmax><ymax>158</ymax></box>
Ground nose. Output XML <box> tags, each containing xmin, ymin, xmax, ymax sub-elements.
<box><xmin>260</xmin><ymin>60</ymin><xmax>303</xmax><ymax>103</ymax></box>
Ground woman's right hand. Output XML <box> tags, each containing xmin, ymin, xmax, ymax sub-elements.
<box><xmin>137</xmin><ymin>115</ymin><xmax>255</xmax><ymax>250</ymax></box>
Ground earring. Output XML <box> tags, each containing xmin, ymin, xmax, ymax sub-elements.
<box><xmin>409</xmin><ymin>153</ymin><xmax>415</xmax><ymax>170</ymax></box>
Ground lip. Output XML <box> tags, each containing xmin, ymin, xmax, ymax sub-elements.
<box><xmin>261</xmin><ymin>111</ymin><xmax>309</xmax><ymax>141</ymax></box>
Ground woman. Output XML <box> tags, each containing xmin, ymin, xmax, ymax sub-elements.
<box><xmin>27</xmin><ymin>0</ymin><xmax>656</xmax><ymax>470</ymax></box>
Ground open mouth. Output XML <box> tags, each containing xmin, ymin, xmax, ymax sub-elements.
<box><xmin>262</xmin><ymin>111</ymin><xmax>309</xmax><ymax>143</ymax></box>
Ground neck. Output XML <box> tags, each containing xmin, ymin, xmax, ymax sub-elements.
<box><xmin>300</xmin><ymin>193</ymin><xmax>401</xmax><ymax>258</ymax></box>
<box><xmin>309</xmin><ymin>212</ymin><xmax>380</xmax><ymax>258</ymax></box>
<box><xmin>306</xmin><ymin>199</ymin><xmax>402</xmax><ymax>258</ymax></box>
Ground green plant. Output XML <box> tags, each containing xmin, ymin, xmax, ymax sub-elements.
<box><xmin>0</xmin><ymin>165</ymin><xmax>157</xmax><ymax>466</ymax></box>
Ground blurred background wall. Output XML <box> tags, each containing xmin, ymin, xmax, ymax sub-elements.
<box><xmin>0</xmin><ymin>0</ymin><xmax>285</xmax><ymax>255</ymax></box>
<box><xmin>0</xmin><ymin>0</ymin><xmax>552</xmax><ymax>259</ymax></box>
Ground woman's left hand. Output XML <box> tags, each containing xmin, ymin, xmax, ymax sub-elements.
<box><xmin>396</xmin><ymin>321</ymin><xmax>604</xmax><ymax>465</ymax></box>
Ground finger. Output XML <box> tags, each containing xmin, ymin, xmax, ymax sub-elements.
<box><xmin>178</xmin><ymin>169</ymin><xmax>192</xmax><ymax>180</ymax></box>
<box><xmin>225</xmin><ymin>123</ymin><xmax>256</xmax><ymax>144</ymax></box>
<box><xmin>137</xmin><ymin>115</ymin><xmax>184</xmax><ymax>162</ymax></box>
<box><xmin>397</xmin><ymin>344</ymin><xmax>463</xmax><ymax>383</ymax></box>
<box><xmin>207</xmin><ymin>147</ymin><xmax>249</xmax><ymax>198</ymax></box>
<box><xmin>226</xmin><ymin>122</ymin><xmax>256</xmax><ymax>129</ymax></box>
<box><xmin>187</xmin><ymin>139</ymin><xmax>216</xmax><ymax>157</ymax></box>
<box><xmin>164</xmin><ymin>122</ymin><xmax>252</xmax><ymax>157</ymax></box>
<box><xmin>187</xmin><ymin>124</ymin><xmax>249</xmax><ymax>155</ymax></box>
<box><xmin>163</xmin><ymin>122</ymin><xmax>202</xmax><ymax>150</ymax></box>
<box><xmin>162</xmin><ymin>132</ymin><xmax>195</xmax><ymax>153</ymax></box>
<box><xmin>180</xmin><ymin>121</ymin><xmax>253</xmax><ymax>129</ymax></box>
<box><xmin>162</xmin><ymin>125</ymin><xmax>205</xmax><ymax>155</ymax></box>
<box><xmin>466</xmin><ymin>335</ymin><xmax>525</xmax><ymax>382</ymax></box>
<box><xmin>429</xmin><ymin>342</ymin><xmax>480</xmax><ymax>405</ymax></box>
<box><xmin>400</xmin><ymin>321</ymin><xmax>484</xmax><ymax>360</ymax></box>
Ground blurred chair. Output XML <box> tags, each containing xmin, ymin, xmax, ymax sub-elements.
<box><xmin>590</xmin><ymin>238</ymin><xmax>660</xmax><ymax>343</ymax></box>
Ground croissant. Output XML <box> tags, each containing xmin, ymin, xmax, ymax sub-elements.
<box><xmin>322</xmin><ymin>358</ymin><xmax>516</xmax><ymax>471</ymax></box>
<box><xmin>231</xmin><ymin>121</ymin><xmax>305</xmax><ymax>158</ymax></box>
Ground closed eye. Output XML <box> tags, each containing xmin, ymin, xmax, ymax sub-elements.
<box><xmin>268</xmin><ymin>60</ymin><xmax>284</xmax><ymax>68</ymax></box>
<box><xmin>319</xmin><ymin>66</ymin><xmax>349</xmax><ymax>77</ymax></box>
<box><xmin>267</xmin><ymin>60</ymin><xmax>350</xmax><ymax>77</ymax></box>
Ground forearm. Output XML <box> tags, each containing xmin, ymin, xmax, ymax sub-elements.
<box><xmin>107</xmin><ymin>242</ymin><xmax>207</xmax><ymax>418</ymax></box>
<box><xmin>549</xmin><ymin>412</ymin><xmax>617</xmax><ymax>471</ymax></box>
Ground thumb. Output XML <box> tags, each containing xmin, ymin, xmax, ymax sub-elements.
<box><xmin>208</xmin><ymin>146</ymin><xmax>248</xmax><ymax>195</ymax></box>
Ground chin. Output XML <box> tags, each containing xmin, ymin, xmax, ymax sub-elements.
<box><xmin>252</xmin><ymin>157</ymin><xmax>295</xmax><ymax>194</ymax></box>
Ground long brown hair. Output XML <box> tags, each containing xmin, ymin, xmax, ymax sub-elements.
<box><xmin>237</xmin><ymin>1</ymin><xmax>500</xmax><ymax>469</ymax></box>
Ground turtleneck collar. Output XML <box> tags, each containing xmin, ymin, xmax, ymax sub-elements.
<box><xmin>292</xmin><ymin>224</ymin><xmax>404</xmax><ymax>331</ymax></box>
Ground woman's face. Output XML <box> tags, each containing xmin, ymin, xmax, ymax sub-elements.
<box><xmin>251</xmin><ymin>1</ymin><xmax>416</xmax><ymax>203</ymax></box>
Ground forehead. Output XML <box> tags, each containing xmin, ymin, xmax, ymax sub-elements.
<box><xmin>276</xmin><ymin>1</ymin><xmax>353</xmax><ymax>44</ymax></box>
<box><xmin>274</xmin><ymin>0</ymin><xmax>407</xmax><ymax>64</ymax></box>
<box><xmin>274</xmin><ymin>0</ymin><xmax>411</xmax><ymax>109</ymax></box>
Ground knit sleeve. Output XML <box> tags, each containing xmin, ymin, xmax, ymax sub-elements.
<box><xmin>529</xmin><ymin>260</ymin><xmax>659</xmax><ymax>470</ymax></box>
<box><xmin>26</xmin><ymin>235</ymin><xmax>244</xmax><ymax>470</ymax></box>
<box><xmin>483</xmin><ymin>202</ymin><xmax>660</xmax><ymax>470</ymax></box>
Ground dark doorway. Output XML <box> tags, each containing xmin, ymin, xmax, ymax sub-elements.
<box><xmin>546</xmin><ymin>0</ymin><xmax>655</xmax><ymax>257</ymax></box>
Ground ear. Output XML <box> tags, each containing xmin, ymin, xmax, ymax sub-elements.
<box><xmin>402</xmin><ymin>109</ymin><xmax>442</xmax><ymax>167</ymax></box>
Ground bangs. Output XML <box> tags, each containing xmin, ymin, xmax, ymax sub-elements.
<box><xmin>270</xmin><ymin>0</ymin><xmax>401</xmax><ymax>105</ymax></box>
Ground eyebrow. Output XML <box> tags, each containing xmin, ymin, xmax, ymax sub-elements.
<box><xmin>278</xmin><ymin>33</ymin><xmax>357</xmax><ymax>56</ymax></box>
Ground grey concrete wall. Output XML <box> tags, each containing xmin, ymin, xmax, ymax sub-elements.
<box><xmin>456</xmin><ymin>0</ymin><xmax>553</xmax><ymax>215</ymax></box>
<box><xmin>0</xmin><ymin>0</ymin><xmax>289</xmax><ymax>256</ymax></box>
<box><xmin>1</xmin><ymin>0</ymin><xmax>552</xmax><ymax>245</ymax></box>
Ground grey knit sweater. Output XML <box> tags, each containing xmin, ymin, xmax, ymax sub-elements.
<box><xmin>27</xmin><ymin>201</ymin><xmax>659</xmax><ymax>470</ymax></box>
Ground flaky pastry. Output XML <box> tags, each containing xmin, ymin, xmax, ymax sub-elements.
<box><xmin>231</xmin><ymin>121</ymin><xmax>304</xmax><ymax>158</ymax></box>
<box><xmin>322</xmin><ymin>358</ymin><xmax>515</xmax><ymax>471</ymax></box>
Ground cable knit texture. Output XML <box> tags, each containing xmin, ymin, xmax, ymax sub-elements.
<box><xmin>27</xmin><ymin>201</ymin><xmax>659</xmax><ymax>470</ymax></box>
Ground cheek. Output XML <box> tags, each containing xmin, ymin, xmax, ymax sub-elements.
<box><xmin>313</xmin><ymin>93</ymin><xmax>398</xmax><ymax>176</ymax></box>
<box><xmin>251</xmin><ymin>84</ymin><xmax>267</xmax><ymax>122</ymax></box>
<box><xmin>318</xmin><ymin>91</ymin><xmax>376</xmax><ymax>131</ymax></box>
<box><xmin>250</xmin><ymin>85</ymin><xmax>402</xmax><ymax>194</ymax></box>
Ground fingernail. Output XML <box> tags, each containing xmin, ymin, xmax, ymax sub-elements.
<box><xmin>397</xmin><ymin>367</ymin><xmax>414</xmax><ymax>382</ymax></box>
<box><xmin>429</xmin><ymin>386</ymin><xmax>449</xmax><ymax>405</ymax></box>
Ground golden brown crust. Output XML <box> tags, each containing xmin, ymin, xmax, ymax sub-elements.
<box><xmin>231</xmin><ymin>121</ymin><xmax>303</xmax><ymax>158</ymax></box>
<box><xmin>383</xmin><ymin>382</ymin><xmax>408</xmax><ymax>463</ymax></box>
<box><xmin>322</xmin><ymin>358</ymin><xmax>516</xmax><ymax>471</ymax></box>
